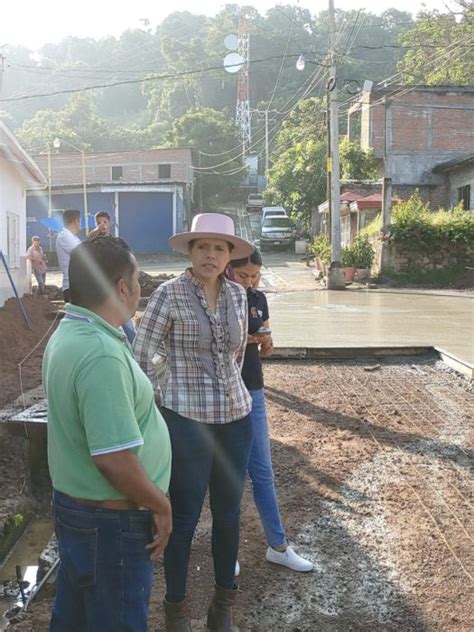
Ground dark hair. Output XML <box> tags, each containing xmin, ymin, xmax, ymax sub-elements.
<box><xmin>63</xmin><ymin>209</ymin><xmax>81</xmax><ymax>227</ymax></box>
<box><xmin>230</xmin><ymin>248</ymin><xmax>263</xmax><ymax>268</ymax></box>
<box><xmin>69</xmin><ymin>237</ymin><xmax>135</xmax><ymax>308</ymax></box>
<box><xmin>95</xmin><ymin>211</ymin><xmax>111</xmax><ymax>222</ymax></box>
<box><xmin>189</xmin><ymin>238</ymin><xmax>234</xmax><ymax>252</ymax></box>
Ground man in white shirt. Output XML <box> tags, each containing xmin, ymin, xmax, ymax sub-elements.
<box><xmin>55</xmin><ymin>209</ymin><xmax>81</xmax><ymax>302</ymax></box>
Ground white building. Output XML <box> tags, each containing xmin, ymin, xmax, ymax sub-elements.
<box><xmin>0</xmin><ymin>122</ymin><xmax>46</xmax><ymax>307</ymax></box>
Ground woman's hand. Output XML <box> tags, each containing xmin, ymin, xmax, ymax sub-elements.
<box><xmin>260</xmin><ymin>336</ymin><xmax>274</xmax><ymax>358</ymax></box>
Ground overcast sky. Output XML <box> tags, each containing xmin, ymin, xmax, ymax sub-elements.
<box><xmin>1</xmin><ymin>0</ymin><xmax>452</xmax><ymax>50</ymax></box>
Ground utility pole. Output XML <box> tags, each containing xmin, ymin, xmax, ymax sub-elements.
<box><xmin>326</xmin><ymin>0</ymin><xmax>345</xmax><ymax>290</ymax></box>
<box><xmin>47</xmin><ymin>149</ymin><xmax>53</xmax><ymax>251</ymax></box>
<box><xmin>252</xmin><ymin>109</ymin><xmax>277</xmax><ymax>173</ymax></box>
<box><xmin>0</xmin><ymin>53</ymin><xmax>6</xmax><ymax>98</ymax></box>
<box><xmin>382</xmin><ymin>97</ymin><xmax>392</xmax><ymax>231</ymax></box>
<box><xmin>81</xmin><ymin>151</ymin><xmax>89</xmax><ymax>236</ymax></box>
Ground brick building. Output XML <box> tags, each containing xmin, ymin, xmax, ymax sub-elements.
<box><xmin>27</xmin><ymin>148</ymin><xmax>194</xmax><ymax>253</ymax></box>
<box><xmin>348</xmin><ymin>85</ymin><xmax>474</xmax><ymax>209</ymax></box>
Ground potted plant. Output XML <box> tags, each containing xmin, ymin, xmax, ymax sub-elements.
<box><xmin>341</xmin><ymin>245</ymin><xmax>357</xmax><ymax>282</ymax></box>
<box><xmin>310</xmin><ymin>235</ymin><xmax>331</xmax><ymax>273</ymax></box>
<box><xmin>351</xmin><ymin>235</ymin><xmax>375</xmax><ymax>281</ymax></box>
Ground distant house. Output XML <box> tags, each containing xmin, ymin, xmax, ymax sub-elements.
<box><xmin>347</xmin><ymin>84</ymin><xmax>474</xmax><ymax>209</ymax></box>
<box><xmin>318</xmin><ymin>184</ymin><xmax>400</xmax><ymax>246</ymax></box>
<box><xmin>0</xmin><ymin>122</ymin><xmax>47</xmax><ymax>307</ymax></box>
<box><xmin>27</xmin><ymin>148</ymin><xmax>194</xmax><ymax>254</ymax></box>
<box><xmin>432</xmin><ymin>153</ymin><xmax>473</xmax><ymax>210</ymax></box>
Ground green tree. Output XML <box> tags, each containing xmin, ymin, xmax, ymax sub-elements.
<box><xmin>339</xmin><ymin>136</ymin><xmax>379</xmax><ymax>180</ymax></box>
<box><xmin>267</xmin><ymin>99</ymin><xmax>381</xmax><ymax>226</ymax></box>
<box><xmin>265</xmin><ymin>139</ymin><xmax>327</xmax><ymax>225</ymax></box>
<box><xmin>165</xmin><ymin>107</ymin><xmax>244</xmax><ymax>204</ymax></box>
<box><xmin>398</xmin><ymin>4</ymin><xmax>474</xmax><ymax>84</ymax></box>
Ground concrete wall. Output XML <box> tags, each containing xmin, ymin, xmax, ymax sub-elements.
<box><xmin>0</xmin><ymin>158</ymin><xmax>29</xmax><ymax>307</ymax></box>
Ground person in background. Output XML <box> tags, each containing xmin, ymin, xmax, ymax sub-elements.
<box><xmin>88</xmin><ymin>210</ymin><xmax>112</xmax><ymax>241</ymax></box>
<box><xmin>229</xmin><ymin>249</ymin><xmax>313</xmax><ymax>573</ymax></box>
<box><xmin>26</xmin><ymin>235</ymin><xmax>47</xmax><ymax>294</ymax></box>
<box><xmin>43</xmin><ymin>236</ymin><xmax>172</xmax><ymax>631</ymax></box>
<box><xmin>134</xmin><ymin>213</ymin><xmax>254</xmax><ymax>632</ymax></box>
<box><xmin>88</xmin><ymin>210</ymin><xmax>137</xmax><ymax>343</ymax></box>
<box><xmin>55</xmin><ymin>209</ymin><xmax>81</xmax><ymax>303</ymax></box>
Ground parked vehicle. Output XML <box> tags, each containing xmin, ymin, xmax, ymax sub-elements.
<box><xmin>261</xmin><ymin>206</ymin><xmax>287</xmax><ymax>224</ymax></box>
<box><xmin>260</xmin><ymin>215</ymin><xmax>296</xmax><ymax>251</ymax></box>
<box><xmin>246</xmin><ymin>193</ymin><xmax>264</xmax><ymax>212</ymax></box>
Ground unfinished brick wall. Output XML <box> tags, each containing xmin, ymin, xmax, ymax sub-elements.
<box><xmin>366</xmin><ymin>88</ymin><xmax>474</xmax><ymax>156</ymax></box>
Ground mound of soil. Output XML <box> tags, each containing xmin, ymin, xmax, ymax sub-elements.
<box><xmin>0</xmin><ymin>295</ymin><xmax>58</xmax><ymax>408</ymax></box>
<box><xmin>139</xmin><ymin>271</ymin><xmax>174</xmax><ymax>297</ymax></box>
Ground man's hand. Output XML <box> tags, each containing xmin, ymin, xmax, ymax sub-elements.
<box><xmin>93</xmin><ymin>449</ymin><xmax>173</xmax><ymax>559</ymax></box>
<box><xmin>146</xmin><ymin>500</ymin><xmax>173</xmax><ymax>560</ymax></box>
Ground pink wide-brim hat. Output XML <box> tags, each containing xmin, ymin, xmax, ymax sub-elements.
<box><xmin>169</xmin><ymin>213</ymin><xmax>254</xmax><ymax>260</ymax></box>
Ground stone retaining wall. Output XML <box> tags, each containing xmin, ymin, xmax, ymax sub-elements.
<box><xmin>371</xmin><ymin>237</ymin><xmax>474</xmax><ymax>275</ymax></box>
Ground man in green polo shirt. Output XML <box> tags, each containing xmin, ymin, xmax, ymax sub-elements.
<box><xmin>43</xmin><ymin>236</ymin><xmax>172</xmax><ymax>631</ymax></box>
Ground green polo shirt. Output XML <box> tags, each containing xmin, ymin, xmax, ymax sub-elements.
<box><xmin>43</xmin><ymin>304</ymin><xmax>171</xmax><ymax>500</ymax></box>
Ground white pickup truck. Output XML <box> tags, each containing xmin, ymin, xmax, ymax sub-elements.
<box><xmin>246</xmin><ymin>193</ymin><xmax>264</xmax><ymax>212</ymax></box>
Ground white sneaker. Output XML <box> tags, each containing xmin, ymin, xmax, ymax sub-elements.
<box><xmin>266</xmin><ymin>545</ymin><xmax>313</xmax><ymax>572</ymax></box>
<box><xmin>234</xmin><ymin>560</ymin><xmax>240</xmax><ymax>576</ymax></box>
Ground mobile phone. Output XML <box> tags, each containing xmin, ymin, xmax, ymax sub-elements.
<box><xmin>254</xmin><ymin>327</ymin><xmax>272</xmax><ymax>336</ymax></box>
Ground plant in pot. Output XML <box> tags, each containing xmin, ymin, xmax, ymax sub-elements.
<box><xmin>310</xmin><ymin>235</ymin><xmax>331</xmax><ymax>273</ymax></box>
<box><xmin>341</xmin><ymin>245</ymin><xmax>357</xmax><ymax>282</ymax></box>
<box><xmin>351</xmin><ymin>235</ymin><xmax>375</xmax><ymax>281</ymax></box>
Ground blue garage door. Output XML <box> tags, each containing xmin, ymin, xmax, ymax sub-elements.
<box><xmin>118</xmin><ymin>192</ymin><xmax>173</xmax><ymax>253</ymax></box>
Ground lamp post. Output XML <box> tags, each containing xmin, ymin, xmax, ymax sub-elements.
<box><xmin>53</xmin><ymin>138</ymin><xmax>90</xmax><ymax>235</ymax></box>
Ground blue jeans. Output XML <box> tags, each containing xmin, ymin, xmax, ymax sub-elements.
<box><xmin>34</xmin><ymin>270</ymin><xmax>46</xmax><ymax>293</ymax></box>
<box><xmin>50</xmin><ymin>491</ymin><xmax>154</xmax><ymax>631</ymax></box>
<box><xmin>247</xmin><ymin>389</ymin><xmax>286</xmax><ymax>547</ymax></box>
<box><xmin>122</xmin><ymin>319</ymin><xmax>136</xmax><ymax>344</ymax></box>
<box><xmin>161</xmin><ymin>408</ymin><xmax>252</xmax><ymax>603</ymax></box>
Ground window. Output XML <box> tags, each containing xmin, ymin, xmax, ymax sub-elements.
<box><xmin>457</xmin><ymin>185</ymin><xmax>471</xmax><ymax>210</ymax></box>
<box><xmin>158</xmin><ymin>163</ymin><xmax>171</xmax><ymax>179</ymax></box>
<box><xmin>7</xmin><ymin>212</ymin><xmax>20</xmax><ymax>269</ymax></box>
<box><xmin>111</xmin><ymin>166</ymin><xmax>123</xmax><ymax>181</ymax></box>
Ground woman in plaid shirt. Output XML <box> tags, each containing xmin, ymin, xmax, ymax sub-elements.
<box><xmin>134</xmin><ymin>214</ymin><xmax>254</xmax><ymax>632</ymax></box>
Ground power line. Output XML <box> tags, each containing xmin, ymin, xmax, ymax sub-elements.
<box><xmin>0</xmin><ymin>52</ymin><xmax>330</xmax><ymax>104</ymax></box>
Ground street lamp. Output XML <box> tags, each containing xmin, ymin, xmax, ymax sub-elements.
<box><xmin>53</xmin><ymin>138</ymin><xmax>90</xmax><ymax>235</ymax></box>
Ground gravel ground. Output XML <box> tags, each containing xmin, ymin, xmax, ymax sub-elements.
<box><xmin>6</xmin><ymin>357</ymin><xmax>473</xmax><ymax>631</ymax></box>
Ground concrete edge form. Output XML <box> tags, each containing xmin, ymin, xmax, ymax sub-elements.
<box><xmin>268</xmin><ymin>346</ymin><xmax>434</xmax><ymax>360</ymax></box>
<box><xmin>435</xmin><ymin>347</ymin><xmax>474</xmax><ymax>379</ymax></box>
<box><xmin>268</xmin><ymin>346</ymin><xmax>473</xmax><ymax>379</ymax></box>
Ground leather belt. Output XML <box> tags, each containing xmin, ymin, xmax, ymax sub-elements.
<box><xmin>65</xmin><ymin>494</ymin><xmax>144</xmax><ymax>511</ymax></box>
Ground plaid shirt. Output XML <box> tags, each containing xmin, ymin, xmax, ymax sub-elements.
<box><xmin>133</xmin><ymin>269</ymin><xmax>251</xmax><ymax>424</ymax></box>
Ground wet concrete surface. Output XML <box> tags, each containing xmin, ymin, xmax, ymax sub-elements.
<box><xmin>267</xmin><ymin>288</ymin><xmax>474</xmax><ymax>365</ymax></box>
<box><xmin>40</xmin><ymin>208</ymin><xmax>473</xmax><ymax>366</ymax></box>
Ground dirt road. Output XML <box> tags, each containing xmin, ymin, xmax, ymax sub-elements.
<box><xmin>10</xmin><ymin>357</ymin><xmax>473</xmax><ymax>631</ymax></box>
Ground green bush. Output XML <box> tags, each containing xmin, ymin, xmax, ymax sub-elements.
<box><xmin>351</xmin><ymin>235</ymin><xmax>375</xmax><ymax>268</ymax></box>
<box><xmin>361</xmin><ymin>192</ymin><xmax>474</xmax><ymax>254</ymax></box>
<box><xmin>389</xmin><ymin>193</ymin><xmax>474</xmax><ymax>252</ymax></box>
<box><xmin>340</xmin><ymin>235</ymin><xmax>375</xmax><ymax>268</ymax></box>
<box><xmin>310</xmin><ymin>234</ymin><xmax>331</xmax><ymax>265</ymax></box>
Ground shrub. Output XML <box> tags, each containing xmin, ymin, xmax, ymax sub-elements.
<box><xmin>310</xmin><ymin>234</ymin><xmax>331</xmax><ymax>265</ymax></box>
<box><xmin>390</xmin><ymin>193</ymin><xmax>474</xmax><ymax>252</ymax></box>
<box><xmin>361</xmin><ymin>192</ymin><xmax>474</xmax><ymax>254</ymax></box>
<box><xmin>340</xmin><ymin>235</ymin><xmax>375</xmax><ymax>268</ymax></box>
<box><xmin>351</xmin><ymin>235</ymin><xmax>375</xmax><ymax>268</ymax></box>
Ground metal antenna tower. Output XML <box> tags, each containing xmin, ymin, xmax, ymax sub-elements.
<box><xmin>236</xmin><ymin>10</ymin><xmax>251</xmax><ymax>156</ymax></box>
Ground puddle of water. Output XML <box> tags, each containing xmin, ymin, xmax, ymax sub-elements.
<box><xmin>0</xmin><ymin>519</ymin><xmax>53</xmax><ymax>629</ymax></box>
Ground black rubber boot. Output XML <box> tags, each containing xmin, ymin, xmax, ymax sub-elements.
<box><xmin>206</xmin><ymin>585</ymin><xmax>239</xmax><ymax>632</ymax></box>
<box><xmin>163</xmin><ymin>598</ymin><xmax>192</xmax><ymax>631</ymax></box>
